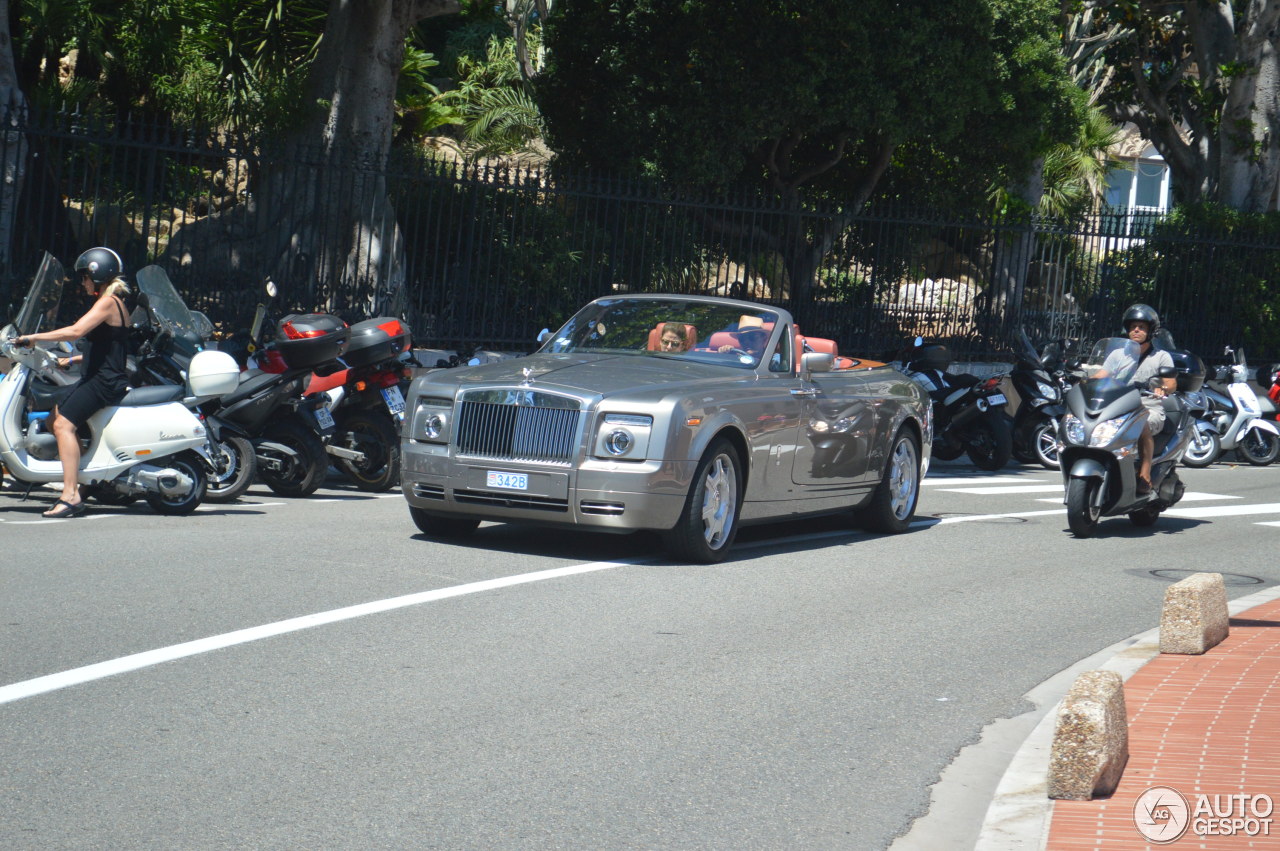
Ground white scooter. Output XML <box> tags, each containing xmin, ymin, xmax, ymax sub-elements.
<box><xmin>1183</xmin><ymin>345</ymin><xmax>1280</xmax><ymax>467</ymax></box>
<box><xmin>0</xmin><ymin>252</ymin><xmax>214</xmax><ymax>514</ymax></box>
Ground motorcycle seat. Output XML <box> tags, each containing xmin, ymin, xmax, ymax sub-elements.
<box><xmin>118</xmin><ymin>384</ymin><xmax>185</xmax><ymax>406</ymax></box>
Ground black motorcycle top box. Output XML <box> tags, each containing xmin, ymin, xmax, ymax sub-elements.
<box><xmin>1169</xmin><ymin>349</ymin><xmax>1205</xmax><ymax>392</ymax></box>
<box><xmin>274</xmin><ymin>313</ymin><xmax>350</xmax><ymax>370</ymax></box>
<box><xmin>910</xmin><ymin>343</ymin><xmax>952</xmax><ymax>371</ymax></box>
<box><xmin>343</xmin><ymin>316</ymin><xmax>412</xmax><ymax>369</ymax></box>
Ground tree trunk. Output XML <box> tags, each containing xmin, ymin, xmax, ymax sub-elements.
<box><xmin>166</xmin><ymin>0</ymin><xmax>458</xmax><ymax>319</ymax></box>
<box><xmin>1217</xmin><ymin>0</ymin><xmax>1280</xmax><ymax>212</ymax></box>
<box><xmin>0</xmin><ymin>0</ymin><xmax>27</xmax><ymax>270</ymax></box>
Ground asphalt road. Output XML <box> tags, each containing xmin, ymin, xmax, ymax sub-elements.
<box><xmin>3</xmin><ymin>459</ymin><xmax>1278</xmax><ymax>850</ymax></box>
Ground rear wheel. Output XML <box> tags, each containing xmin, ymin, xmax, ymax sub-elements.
<box><xmin>661</xmin><ymin>438</ymin><xmax>742</xmax><ymax>564</ymax></box>
<box><xmin>1182</xmin><ymin>428</ymin><xmax>1220</xmax><ymax>468</ymax></box>
<box><xmin>204</xmin><ymin>435</ymin><xmax>257</xmax><ymax>503</ymax></box>
<box><xmin>858</xmin><ymin>429</ymin><xmax>921</xmax><ymax>533</ymax></box>
<box><xmin>332</xmin><ymin>411</ymin><xmax>400</xmax><ymax>491</ymax></box>
<box><xmin>259</xmin><ymin>420</ymin><xmax>328</xmax><ymax>497</ymax></box>
<box><xmin>144</xmin><ymin>451</ymin><xmax>207</xmax><ymax>515</ymax></box>
<box><xmin>1237</xmin><ymin>428</ymin><xmax>1279</xmax><ymax>466</ymax></box>
<box><xmin>409</xmin><ymin>506</ymin><xmax>480</xmax><ymax>538</ymax></box>
<box><xmin>1066</xmin><ymin>476</ymin><xmax>1102</xmax><ymax>538</ymax></box>
<box><xmin>963</xmin><ymin>415</ymin><xmax>1012</xmax><ymax>471</ymax></box>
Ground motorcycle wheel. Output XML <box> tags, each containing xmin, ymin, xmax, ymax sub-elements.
<box><xmin>1128</xmin><ymin>504</ymin><xmax>1161</xmax><ymax>527</ymax></box>
<box><xmin>143</xmin><ymin>451</ymin><xmax>208</xmax><ymax>515</ymax></box>
<box><xmin>1181</xmin><ymin>429</ymin><xmax>1220</xmax><ymax>468</ymax></box>
<box><xmin>204</xmin><ymin>435</ymin><xmax>257</xmax><ymax>503</ymax></box>
<box><xmin>259</xmin><ymin>420</ymin><xmax>328</xmax><ymax>497</ymax></box>
<box><xmin>332</xmin><ymin>411</ymin><xmax>400</xmax><ymax>492</ymax></box>
<box><xmin>1030</xmin><ymin>419</ymin><xmax>1060</xmax><ymax>470</ymax></box>
<box><xmin>1066</xmin><ymin>477</ymin><xmax>1102</xmax><ymax>538</ymax></box>
<box><xmin>963</xmin><ymin>416</ymin><xmax>1012</xmax><ymax>471</ymax></box>
<box><xmin>1237</xmin><ymin>428</ymin><xmax>1280</xmax><ymax>466</ymax></box>
<box><xmin>930</xmin><ymin>439</ymin><xmax>964</xmax><ymax>461</ymax></box>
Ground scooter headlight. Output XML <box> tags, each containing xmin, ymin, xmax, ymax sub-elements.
<box><xmin>1062</xmin><ymin>414</ymin><xmax>1085</xmax><ymax>445</ymax></box>
<box><xmin>1036</xmin><ymin>381</ymin><xmax>1059</xmax><ymax>402</ymax></box>
<box><xmin>1090</xmin><ymin>415</ymin><xmax>1128</xmax><ymax>447</ymax></box>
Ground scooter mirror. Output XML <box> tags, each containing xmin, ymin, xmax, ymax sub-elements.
<box><xmin>914</xmin><ymin>336</ymin><xmax>924</xmax><ymax>346</ymax></box>
<box><xmin>264</xmin><ymin>279</ymin><xmax>278</xmax><ymax>299</ymax></box>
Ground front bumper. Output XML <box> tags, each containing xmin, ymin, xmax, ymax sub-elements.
<box><xmin>401</xmin><ymin>440</ymin><xmax>696</xmax><ymax>531</ymax></box>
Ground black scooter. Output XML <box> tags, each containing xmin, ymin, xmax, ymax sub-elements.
<box><xmin>897</xmin><ymin>338</ymin><xmax>1012</xmax><ymax>470</ymax></box>
<box><xmin>1009</xmin><ymin>328</ymin><xmax>1075</xmax><ymax>469</ymax></box>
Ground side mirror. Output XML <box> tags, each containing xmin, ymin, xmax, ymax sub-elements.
<box><xmin>801</xmin><ymin>352</ymin><xmax>833</xmax><ymax>373</ymax></box>
<box><xmin>265</xmin><ymin>279</ymin><xmax>278</xmax><ymax>298</ymax></box>
<box><xmin>536</xmin><ymin>327</ymin><xmax>551</xmax><ymax>344</ymax></box>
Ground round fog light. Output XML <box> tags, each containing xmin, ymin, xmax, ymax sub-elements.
<box><xmin>604</xmin><ymin>429</ymin><xmax>633</xmax><ymax>456</ymax></box>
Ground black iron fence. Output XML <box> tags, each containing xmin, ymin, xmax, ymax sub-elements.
<box><xmin>1</xmin><ymin>104</ymin><xmax>1277</xmax><ymax>366</ymax></box>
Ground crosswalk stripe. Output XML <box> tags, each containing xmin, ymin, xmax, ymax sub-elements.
<box><xmin>1256</xmin><ymin>521</ymin><xmax>1280</xmax><ymax>527</ymax></box>
<box><xmin>1034</xmin><ymin>492</ymin><xmax>1239</xmax><ymax>504</ymax></box>
<box><xmin>940</xmin><ymin>485</ymin><xmax>1063</xmax><ymax>495</ymax></box>
<box><xmin>923</xmin><ymin>476</ymin><xmax>1040</xmax><ymax>486</ymax></box>
<box><xmin>1164</xmin><ymin>502</ymin><xmax>1280</xmax><ymax>518</ymax></box>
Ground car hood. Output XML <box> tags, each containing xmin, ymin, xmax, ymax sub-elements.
<box><xmin>438</xmin><ymin>353</ymin><xmax>757</xmax><ymax>397</ymax></box>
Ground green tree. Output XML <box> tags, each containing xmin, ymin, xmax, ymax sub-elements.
<box><xmin>1066</xmin><ymin>0</ymin><xmax>1280</xmax><ymax>212</ymax></box>
<box><xmin>538</xmin><ymin>0</ymin><xmax>1079</xmax><ymax>304</ymax></box>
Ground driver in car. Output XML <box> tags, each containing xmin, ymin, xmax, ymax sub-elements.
<box><xmin>718</xmin><ymin>315</ymin><xmax>769</xmax><ymax>355</ymax></box>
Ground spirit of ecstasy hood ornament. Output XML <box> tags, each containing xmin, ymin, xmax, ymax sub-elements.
<box><xmin>520</xmin><ymin>366</ymin><xmax>534</xmax><ymax>386</ymax></box>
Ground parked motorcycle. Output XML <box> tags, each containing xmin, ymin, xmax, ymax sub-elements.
<box><xmin>1059</xmin><ymin>336</ymin><xmax>1195</xmax><ymax>537</ymax></box>
<box><xmin>0</xmin><ymin>252</ymin><xmax>212</xmax><ymax>514</ymax></box>
<box><xmin>1009</xmin><ymin>328</ymin><xmax>1074</xmax><ymax>469</ymax></box>
<box><xmin>898</xmin><ymin>338</ymin><xmax>1012</xmax><ymax>470</ymax></box>
<box><xmin>1184</xmin><ymin>345</ymin><xmax>1280</xmax><ymax>467</ymax></box>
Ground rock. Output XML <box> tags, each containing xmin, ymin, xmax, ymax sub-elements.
<box><xmin>1159</xmin><ymin>572</ymin><xmax>1229</xmax><ymax>655</ymax></box>
<box><xmin>1047</xmin><ymin>670</ymin><xmax>1129</xmax><ymax>800</ymax></box>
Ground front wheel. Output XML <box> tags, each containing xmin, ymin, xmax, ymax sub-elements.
<box><xmin>1182</xmin><ymin>428</ymin><xmax>1220</xmax><ymax>468</ymax></box>
<box><xmin>332</xmin><ymin>411</ymin><xmax>400</xmax><ymax>491</ymax></box>
<box><xmin>1066</xmin><ymin>476</ymin><xmax>1102</xmax><ymax>538</ymax></box>
<box><xmin>661</xmin><ymin>438</ymin><xmax>742</xmax><ymax>564</ymax></box>
<box><xmin>259</xmin><ymin>420</ymin><xmax>328</xmax><ymax>497</ymax></box>
<box><xmin>1030</xmin><ymin>419</ymin><xmax>1060</xmax><ymax>470</ymax></box>
<box><xmin>143</xmin><ymin>451</ymin><xmax>208</xmax><ymax>515</ymax></box>
<box><xmin>204</xmin><ymin>435</ymin><xmax>257</xmax><ymax>503</ymax></box>
<box><xmin>1237</xmin><ymin>427</ymin><xmax>1280</xmax><ymax>466</ymax></box>
<box><xmin>963</xmin><ymin>414</ymin><xmax>1012</xmax><ymax>471</ymax></box>
<box><xmin>858</xmin><ymin>429</ymin><xmax>921</xmax><ymax>533</ymax></box>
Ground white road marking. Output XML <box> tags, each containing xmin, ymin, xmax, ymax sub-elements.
<box><xmin>1163</xmin><ymin>502</ymin><xmax>1280</xmax><ymax>518</ymax></box>
<box><xmin>1256</xmin><ymin>521</ymin><xmax>1280</xmax><ymax>528</ymax></box>
<box><xmin>0</xmin><ymin>557</ymin><xmax>643</xmax><ymax>706</ymax></box>
<box><xmin>1035</xmin><ymin>491</ymin><xmax>1239</xmax><ymax>504</ymax></box>
<box><xmin>932</xmin><ymin>508</ymin><xmax>1066</xmax><ymax>524</ymax></box>
<box><xmin>923</xmin><ymin>476</ymin><xmax>1039</xmax><ymax>486</ymax></box>
<box><xmin>939</xmin><ymin>485</ymin><xmax>1063</xmax><ymax>495</ymax></box>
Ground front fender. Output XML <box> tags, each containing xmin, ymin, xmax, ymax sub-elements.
<box><xmin>1068</xmin><ymin>457</ymin><xmax>1108</xmax><ymax>480</ymax></box>
<box><xmin>1245</xmin><ymin>418</ymin><xmax>1280</xmax><ymax>436</ymax></box>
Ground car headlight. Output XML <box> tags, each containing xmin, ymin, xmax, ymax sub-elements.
<box><xmin>414</xmin><ymin>396</ymin><xmax>453</xmax><ymax>443</ymax></box>
<box><xmin>1090</xmin><ymin>415</ymin><xmax>1129</xmax><ymax>447</ymax></box>
<box><xmin>1062</xmin><ymin>414</ymin><xmax>1085</xmax><ymax>445</ymax></box>
<box><xmin>595</xmin><ymin>413</ymin><xmax>653</xmax><ymax>459</ymax></box>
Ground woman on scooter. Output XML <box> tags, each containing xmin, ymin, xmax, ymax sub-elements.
<box><xmin>12</xmin><ymin>248</ymin><xmax>132</xmax><ymax>518</ymax></box>
<box><xmin>1100</xmin><ymin>304</ymin><xmax>1176</xmax><ymax>494</ymax></box>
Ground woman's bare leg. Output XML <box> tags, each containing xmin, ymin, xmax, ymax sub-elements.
<box><xmin>49</xmin><ymin>409</ymin><xmax>82</xmax><ymax>504</ymax></box>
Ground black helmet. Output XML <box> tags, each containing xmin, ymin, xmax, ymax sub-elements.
<box><xmin>1122</xmin><ymin>303</ymin><xmax>1160</xmax><ymax>335</ymax></box>
<box><xmin>74</xmin><ymin>247</ymin><xmax>123</xmax><ymax>286</ymax></box>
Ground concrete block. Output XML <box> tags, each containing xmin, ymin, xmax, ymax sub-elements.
<box><xmin>1047</xmin><ymin>670</ymin><xmax>1129</xmax><ymax>800</ymax></box>
<box><xmin>1159</xmin><ymin>572</ymin><xmax>1229</xmax><ymax>655</ymax></box>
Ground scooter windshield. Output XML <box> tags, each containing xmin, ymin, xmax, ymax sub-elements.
<box><xmin>1083</xmin><ymin>337</ymin><xmax>1143</xmax><ymax>385</ymax></box>
<box><xmin>12</xmin><ymin>252</ymin><xmax>67</xmax><ymax>336</ymax></box>
<box><xmin>136</xmin><ymin>265</ymin><xmax>203</xmax><ymax>342</ymax></box>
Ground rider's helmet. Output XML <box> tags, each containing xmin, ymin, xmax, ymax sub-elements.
<box><xmin>1122</xmin><ymin>303</ymin><xmax>1160</xmax><ymax>336</ymax></box>
<box><xmin>74</xmin><ymin>247</ymin><xmax>123</xmax><ymax>288</ymax></box>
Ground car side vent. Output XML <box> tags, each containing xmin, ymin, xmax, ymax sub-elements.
<box><xmin>413</xmin><ymin>483</ymin><xmax>446</xmax><ymax>500</ymax></box>
<box><xmin>579</xmin><ymin>501</ymin><xmax>625</xmax><ymax>516</ymax></box>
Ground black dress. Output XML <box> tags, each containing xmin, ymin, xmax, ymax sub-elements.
<box><xmin>57</xmin><ymin>295</ymin><xmax>130</xmax><ymax>428</ymax></box>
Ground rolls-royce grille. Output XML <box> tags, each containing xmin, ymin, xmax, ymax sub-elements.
<box><xmin>455</xmin><ymin>400</ymin><xmax>581</xmax><ymax>465</ymax></box>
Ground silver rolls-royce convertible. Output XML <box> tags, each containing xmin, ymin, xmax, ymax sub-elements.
<box><xmin>401</xmin><ymin>294</ymin><xmax>932</xmax><ymax>562</ymax></box>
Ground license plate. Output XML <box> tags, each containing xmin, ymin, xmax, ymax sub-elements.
<box><xmin>381</xmin><ymin>385</ymin><xmax>406</xmax><ymax>419</ymax></box>
<box><xmin>314</xmin><ymin>406</ymin><xmax>335</xmax><ymax>430</ymax></box>
<box><xmin>486</xmin><ymin>471</ymin><xmax>528</xmax><ymax>491</ymax></box>
<box><xmin>986</xmin><ymin>393</ymin><xmax>1007</xmax><ymax>405</ymax></box>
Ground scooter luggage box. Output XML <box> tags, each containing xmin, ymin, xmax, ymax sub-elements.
<box><xmin>343</xmin><ymin>317</ymin><xmax>412</xmax><ymax>369</ymax></box>
<box><xmin>1170</xmin><ymin>350</ymin><xmax>1205</xmax><ymax>392</ymax></box>
<box><xmin>274</xmin><ymin>313</ymin><xmax>350</xmax><ymax>370</ymax></box>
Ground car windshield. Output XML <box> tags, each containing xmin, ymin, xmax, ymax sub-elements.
<box><xmin>540</xmin><ymin>298</ymin><xmax>783</xmax><ymax>369</ymax></box>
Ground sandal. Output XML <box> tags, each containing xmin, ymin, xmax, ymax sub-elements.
<box><xmin>1136</xmin><ymin>477</ymin><xmax>1152</xmax><ymax>495</ymax></box>
<box><xmin>43</xmin><ymin>498</ymin><xmax>86</xmax><ymax>519</ymax></box>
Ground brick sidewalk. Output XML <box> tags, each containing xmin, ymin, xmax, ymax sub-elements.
<box><xmin>1046</xmin><ymin>598</ymin><xmax>1280</xmax><ymax>849</ymax></box>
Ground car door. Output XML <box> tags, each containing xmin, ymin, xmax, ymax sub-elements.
<box><xmin>790</xmin><ymin>364</ymin><xmax>881</xmax><ymax>486</ymax></box>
